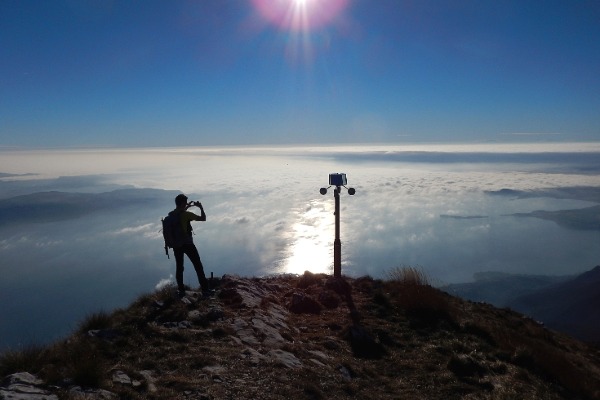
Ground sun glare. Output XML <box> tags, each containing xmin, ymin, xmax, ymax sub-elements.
<box><xmin>250</xmin><ymin>0</ymin><xmax>349</xmax><ymax>65</ymax></box>
<box><xmin>251</xmin><ymin>0</ymin><xmax>348</xmax><ymax>32</ymax></box>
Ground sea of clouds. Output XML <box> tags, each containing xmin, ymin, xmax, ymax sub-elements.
<box><xmin>1</xmin><ymin>143</ymin><xmax>599</xmax><ymax>349</ymax></box>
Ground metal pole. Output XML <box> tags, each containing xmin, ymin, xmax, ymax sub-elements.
<box><xmin>334</xmin><ymin>186</ymin><xmax>341</xmax><ymax>277</ymax></box>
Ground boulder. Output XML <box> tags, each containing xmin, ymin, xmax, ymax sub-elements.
<box><xmin>0</xmin><ymin>372</ymin><xmax>58</xmax><ymax>400</ymax></box>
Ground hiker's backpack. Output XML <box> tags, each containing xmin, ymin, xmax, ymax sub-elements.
<box><xmin>162</xmin><ymin>210</ymin><xmax>186</xmax><ymax>258</ymax></box>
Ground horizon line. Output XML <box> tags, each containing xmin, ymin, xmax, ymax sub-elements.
<box><xmin>2</xmin><ymin>140</ymin><xmax>600</xmax><ymax>153</ymax></box>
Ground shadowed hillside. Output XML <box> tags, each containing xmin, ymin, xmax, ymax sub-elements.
<box><xmin>508</xmin><ymin>266</ymin><xmax>600</xmax><ymax>343</ymax></box>
<box><xmin>441</xmin><ymin>271</ymin><xmax>572</xmax><ymax>306</ymax></box>
<box><xmin>442</xmin><ymin>266</ymin><xmax>600</xmax><ymax>344</ymax></box>
<box><xmin>1</xmin><ymin>270</ymin><xmax>599</xmax><ymax>399</ymax></box>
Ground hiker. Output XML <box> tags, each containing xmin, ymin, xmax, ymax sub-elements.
<box><xmin>170</xmin><ymin>193</ymin><xmax>210</xmax><ymax>297</ymax></box>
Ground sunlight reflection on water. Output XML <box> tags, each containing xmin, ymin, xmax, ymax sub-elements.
<box><xmin>279</xmin><ymin>199</ymin><xmax>334</xmax><ymax>275</ymax></box>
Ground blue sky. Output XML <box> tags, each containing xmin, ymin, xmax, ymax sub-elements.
<box><xmin>1</xmin><ymin>0</ymin><xmax>599</xmax><ymax>147</ymax></box>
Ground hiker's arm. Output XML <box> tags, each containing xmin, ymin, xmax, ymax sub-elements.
<box><xmin>195</xmin><ymin>202</ymin><xmax>206</xmax><ymax>221</ymax></box>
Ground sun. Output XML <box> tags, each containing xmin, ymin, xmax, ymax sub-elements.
<box><xmin>292</xmin><ymin>0</ymin><xmax>317</xmax><ymax>6</ymax></box>
<box><xmin>251</xmin><ymin>0</ymin><xmax>348</xmax><ymax>32</ymax></box>
<box><xmin>250</xmin><ymin>0</ymin><xmax>349</xmax><ymax>65</ymax></box>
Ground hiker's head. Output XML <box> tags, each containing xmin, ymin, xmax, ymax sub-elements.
<box><xmin>175</xmin><ymin>194</ymin><xmax>188</xmax><ymax>208</ymax></box>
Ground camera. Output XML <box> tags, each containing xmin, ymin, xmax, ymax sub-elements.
<box><xmin>329</xmin><ymin>173</ymin><xmax>347</xmax><ymax>186</ymax></box>
<box><xmin>321</xmin><ymin>173</ymin><xmax>355</xmax><ymax>196</ymax></box>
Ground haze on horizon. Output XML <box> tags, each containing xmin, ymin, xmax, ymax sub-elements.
<box><xmin>1</xmin><ymin>1</ymin><xmax>599</xmax><ymax>148</ymax></box>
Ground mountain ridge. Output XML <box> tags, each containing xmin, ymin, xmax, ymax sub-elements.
<box><xmin>1</xmin><ymin>271</ymin><xmax>599</xmax><ymax>399</ymax></box>
<box><xmin>442</xmin><ymin>266</ymin><xmax>600</xmax><ymax>343</ymax></box>
<box><xmin>509</xmin><ymin>265</ymin><xmax>600</xmax><ymax>343</ymax></box>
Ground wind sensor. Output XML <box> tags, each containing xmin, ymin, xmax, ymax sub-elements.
<box><xmin>320</xmin><ymin>173</ymin><xmax>356</xmax><ymax>277</ymax></box>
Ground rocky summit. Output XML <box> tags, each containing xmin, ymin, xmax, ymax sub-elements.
<box><xmin>1</xmin><ymin>271</ymin><xmax>599</xmax><ymax>399</ymax></box>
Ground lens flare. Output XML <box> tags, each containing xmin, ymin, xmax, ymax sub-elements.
<box><xmin>251</xmin><ymin>0</ymin><xmax>348</xmax><ymax>32</ymax></box>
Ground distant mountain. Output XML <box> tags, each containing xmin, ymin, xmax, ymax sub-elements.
<box><xmin>484</xmin><ymin>186</ymin><xmax>600</xmax><ymax>231</ymax></box>
<box><xmin>486</xmin><ymin>186</ymin><xmax>600</xmax><ymax>203</ymax></box>
<box><xmin>442</xmin><ymin>267</ymin><xmax>600</xmax><ymax>343</ymax></box>
<box><xmin>439</xmin><ymin>214</ymin><xmax>488</xmax><ymax>220</ymax></box>
<box><xmin>0</xmin><ymin>188</ymin><xmax>179</xmax><ymax>226</ymax></box>
<box><xmin>0</xmin><ymin>172</ymin><xmax>37</xmax><ymax>179</ymax></box>
<box><xmin>441</xmin><ymin>271</ymin><xmax>571</xmax><ymax>307</ymax></box>
<box><xmin>508</xmin><ymin>265</ymin><xmax>600</xmax><ymax>343</ymax></box>
<box><xmin>512</xmin><ymin>205</ymin><xmax>600</xmax><ymax>231</ymax></box>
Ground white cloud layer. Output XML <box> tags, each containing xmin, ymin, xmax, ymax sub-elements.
<box><xmin>1</xmin><ymin>143</ymin><xmax>599</xmax><ymax>349</ymax></box>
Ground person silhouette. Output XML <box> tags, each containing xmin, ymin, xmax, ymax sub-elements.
<box><xmin>172</xmin><ymin>193</ymin><xmax>210</xmax><ymax>297</ymax></box>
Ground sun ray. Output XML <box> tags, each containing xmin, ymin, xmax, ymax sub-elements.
<box><xmin>250</xmin><ymin>0</ymin><xmax>348</xmax><ymax>66</ymax></box>
<box><xmin>251</xmin><ymin>0</ymin><xmax>348</xmax><ymax>32</ymax></box>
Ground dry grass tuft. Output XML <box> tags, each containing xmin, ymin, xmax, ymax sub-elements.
<box><xmin>383</xmin><ymin>266</ymin><xmax>456</xmax><ymax>326</ymax></box>
<box><xmin>386</xmin><ymin>265</ymin><xmax>429</xmax><ymax>285</ymax></box>
<box><xmin>0</xmin><ymin>344</ymin><xmax>46</xmax><ymax>376</ymax></box>
<box><xmin>77</xmin><ymin>311</ymin><xmax>112</xmax><ymax>334</ymax></box>
<box><xmin>35</xmin><ymin>338</ymin><xmax>105</xmax><ymax>387</ymax></box>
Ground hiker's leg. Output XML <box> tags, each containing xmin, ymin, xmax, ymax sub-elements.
<box><xmin>183</xmin><ymin>244</ymin><xmax>208</xmax><ymax>291</ymax></box>
<box><xmin>174</xmin><ymin>247</ymin><xmax>185</xmax><ymax>291</ymax></box>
